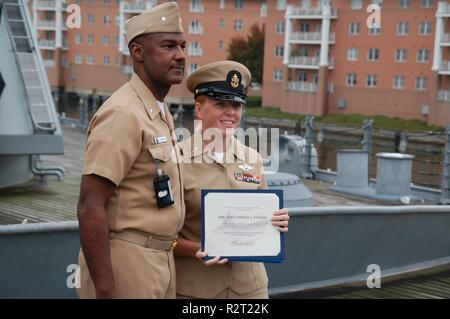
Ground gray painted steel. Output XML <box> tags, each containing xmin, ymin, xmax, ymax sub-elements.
<box><xmin>267</xmin><ymin>172</ymin><xmax>313</xmax><ymax>207</ymax></box>
<box><xmin>376</xmin><ymin>153</ymin><xmax>414</xmax><ymax>196</ymax></box>
<box><xmin>277</xmin><ymin>135</ymin><xmax>318</xmax><ymax>178</ymax></box>
<box><xmin>1</xmin><ymin>205</ymin><xmax>450</xmax><ymax>298</ymax></box>
<box><xmin>0</xmin><ymin>1</ymin><xmax>63</xmax><ymax>188</ymax></box>
<box><xmin>336</xmin><ymin>150</ymin><xmax>369</xmax><ymax>189</ymax></box>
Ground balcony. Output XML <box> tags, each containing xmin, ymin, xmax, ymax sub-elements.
<box><xmin>36</xmin><ymin>20</ymin><xmax>56</xmax><ymax>29</ymax></box>
<box><xmin>122</xmin><ymin>1</ymin><xmax>157</xmax><ymax>13</ymax></box>
<box><xmin>288</xmin><ymin>56</ymin><xmax>334</xmax><ymax>69</ymax></box>
<box><xmin>189</xmin><ymin>25</ymin><xmax>203</xmax><ymax>35</ymax></box>
<box><xmin>38</xmin><ymin>39</ymin><xmax>55</xmax><ymax>49</ymax></box>
<box><xmin>442</xmin><ymin>33</ymin><xmax>450</xmax><ymax>46</ymax></box>
<box><xmin>122</xmin><ymin>65</ymin><xmax>133</xmax><ymax>75</ymax></box>
<box><xmin>288</xmin><ymin>81</ymin><xmax>318</xmax><ymax>93</ymax></box>
<box><xmin>289</xmin><ymin>32</ymin><xmax>335</xmax><ymax>44</ymax></box>
<box><xmin>286</xmin><ymin>6</ymin><xmax>338</xmax><ymax>19</ymax></box>
<box><xmin>437</xmin><ymin>90</ymin><xmax>450</xmax><ymax>102</ymax></box>
<box><xmin>440</xmin><ymin>4</ymin><xmax>450</xmax><ymax>17</ymax></box>
<box><xmin>43</xmin><ymin>59</ymin><xmax>55</xmax><ymax>68</ymax></box>
<box><xmin>34</xmin><ymin>0</ymin><xmax>56</xmax><ymax>10</ymax></box>
<box><xmin>439</xmin><ymin>61</ymin><xmax>450</xmax><ymax>75</ymax></box>
<box><xmin>188</xmin><ymin>47</ymin><xmax>203</xmax><ymax>56</ymax></box>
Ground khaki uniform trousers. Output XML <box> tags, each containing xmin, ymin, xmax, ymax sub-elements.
<box><xmin>76</xmin><ymin>237</ymin><xmax>176</xmax><ymax>299</ymax></box>
<box><xmin>176</xmin><ymin>286</ymin><xmax>268</xmax><ymax>299</ymax></box>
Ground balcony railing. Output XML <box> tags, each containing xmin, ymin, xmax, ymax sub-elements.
<box><xmin>122</xmin><ymin>65</ymin><xmax>133</xmax><ymax>75</ymax></box>
<box><xmin>34</xmin><ymin>0</ymin><xmax>56</xmax><ymax>9</ymax></box>
<box><xmin>189</xmin><ymin>25</ymin><xmax>203</xmax><ymax>35</ymax></box>
<box><xmin>288</xmin><ymin>56</ymin><xmax>334</xmax><ymax>69</ymax></box>
<box><xmin>288</xmin><ymin>81</ymin><xmax>318</xmax><ymax>92</ymax></box>
<box><xmin>43</xmin><ymin>59</ymin><xmax>55</xmax><ymax>67</ymax></box>
<box><xmin>38</xmin><ymin>39</ymin><xmax>55</xmax><ymax>48</ymax></box>
<box><xmin>437</xmin><ymin>90</ymin><xmax>450</xmax><ymax>102</ymax></box>
<box><xmin>122</xmin><ymin>1</ymin><xmax>157</xmax><ymax>13</ymax></box>
<box><xmin>289</xmin><ymin>32</ymin><xmax>335</xmax><ymax>43</ymax></box>
<box><xmin>36</xmin><ymin>20</ymin><xmax>56</xmax><ymax>28</ymax></box>
<box><xmin>188</xmin><ymin>47</ymin><xmax>203</xmax><ymax>56</ymax></box>
<box><xmin>440</xmin><ymin>61</ymin><xmax>450</xmax><ymax>73</ymax></box>
<box><xmin>286</xmin><ymin>6</ymin><xmax>338</xmax><ymax>19</ymax></box>
<box><xmin>442</xmin><ymin>34</ymin><xmax>450</xmax><ymax>44</ymax></box>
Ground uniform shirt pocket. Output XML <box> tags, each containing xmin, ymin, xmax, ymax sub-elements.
<box><xmin>147</xmin><ymin>144</ymin><xmax>175</xmax><ymax>162</ymax></box>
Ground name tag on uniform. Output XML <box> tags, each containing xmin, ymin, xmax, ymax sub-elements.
<box><xmin>153</xmin><ymin>136</ymin><xmax>168</xmax><ymax>145</ymax></box>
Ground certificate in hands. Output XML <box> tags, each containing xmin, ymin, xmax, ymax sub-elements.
<box><xmin>201</xmin><ymin>189</ymin><xmax>285</xmax><ymax>263</ymax></box>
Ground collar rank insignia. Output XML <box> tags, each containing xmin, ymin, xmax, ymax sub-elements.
<box><xmin>238</xmin><ymin>164</ymin><xmax>254</xmax><ymax>172</ymax></box>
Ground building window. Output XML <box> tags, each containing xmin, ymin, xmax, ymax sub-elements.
<box><xmin>188</xmin><ymin>41</ymin><xmax>202</xmax><ymax>56</ymax></box>
<box><xmin>75</xmin><ymin>34</ymin><xmax>82</xmax><ymax>44</ymax></box>
<box><xmin>421</xmin><ymin>0</ymin><xmax>434</xmax><ymax>8</ymax></box>
<box><xmin>416</xmin><ymin>77</ymin><xmax>428</xmax><ymax>90</ymax></box>
<box><xmin>115</xmin><ymin>35</ymin><xmax>119</xmax><ymax>46</ymax></box>
<box><xmin>103</xmin><ymin>55</ymin><xmax>110</xmax><ymax>65</ymax></box>
<box><xmin>87</xmin><ymin>14</ymin><xmax>94</xmax><ymax>25</ymax></box>
<box><xmin>346</xmin><ymin>73</ymin><xmax>357</xmax><ymax>86</ymax></box>
<box><xmin>351</xmin><ymin>0</ymin><xmax>363</xmax><ymax>9</ymax></box>
<box><xmin>234</xmin><ymin>20</ymin><xmax>243</xmax><ymax>31</ymax></box>
<box><xmin>366</xmin><ymin>74</ymin><xmax>377</xmax><ymax>87</ymax></box>
<box><xmin>397</xmin><ymin>22</ymin><xmax>409</xmax><ymax>35</ymax></box>
<box><xmin>103</xmin><ymin>0</ymin><xmax>110</xmax><ymax>4</ymax></box>
<box><xmin>88</xmin><ymin>34</ymin><xmax>94</xmax><ymax>44</ymax></box>
<box><xmin>395</xmin><ymin>49</ymin><xmax>407</xmax><ymax>62</ymax></box>
<box><xmin>274</xmin><ymin>69</ymin><xmax>282</xmax><ymax>81</ymax></box>
<box><xmin>190</xmin><ymin>19</ymin><xmax>203</xmax><ymax>34</ymax></box>
<box><xmin>219</xmin><ymin>19</ymin><xmax>225</xmax><ymax>29</ymax></box>
<box><xmin>115</xmin><ymin>55</ymin><xmax>120</xmax><ymax>65</ymax></box>
<box><xmin>235</xmin><ymin>0</ymin><xmax>243</xmax><ymax>10</ymax></box>
<box><xmin>103</xmin><ymin>15</ymin><xmax>110</xmax><ymax>25</ymax></box>
<box><xmin>220</xmin><ymin>0</ymin><xmax>225</xmax><ymax>9</ymax></box>
<box><xmin>276</xmin><ymin>21</ymin><xmax>285</xmax><ymax>34</ymax></box>
<box><xmin>347</xmin><ymin>48</ymin><xmax>359</xmax><ymax>61</ymax></box>
<box><xmin>298</xmin><ymin>71</ymin><xmax>307</xmax><ymax>82</ymax></box>
<box><xmin>115</xmin><ymin>15</ymin><xmax>120</xmax><ymax>26</ymax></box>
<box><xmin>368</xmin><ymin>48</ymin><xmax>379</xmax><ymax>61</ymax></box>
<box><xmin>189</xmin><ymin>63</ymin><xmax>199</xmax><ymax>74</ymax></box>
<box><xmin>276</xmin><ymin>0</ymin><xmax>286</xmax><ymax>10</ymax></box>
<box><xmin>369</xmin><ymin>27</ymin><xmax>381</xmax><ymax>35</ymax></box>
<box><xmin>417</xmin><ymin>49</ymin><xmax>430</xmax><ymax>63</ymax></box>
<box><xmin>400</xmin><ymin>0</ymin><xmax>411</xmax><ymax>8</ymax></box>
<box><xmin>190</xmin><ymin>0</ymin><xmax>203</xmax><ymax>13</ymax></box>
<box><xmin>300</xmin><ymin>22</ymin><xmax>309</xmax><ymax>32</ymax></box>
<box><xmin>218</xmin><ymin>40</ymin><xmax>224</xmax><ymax>51</ymax></box>
<box><xmin>87</xmin><ymin>55</ymin><xmax>94</xmax><ymax>65</ymax></box>
<box><xmin>349</xmin><ymin>22</ymin><xmax>360</xmax><ymax>35</ymax></box>
<box><xmin>393</xmin><ymin>75</ymin><xmax>405</xmax><ymax>89</ymax></box>
<box><xmin>75</xmin><ymin>53</ymin><xmax>82</xmax><ymax>64</ymax></box>
<box><xmin>260</xmin><ymin>3</ymin><xmax>268</xmax><ymax>17</ymax></box>
<box><xmin>102</xmin><ymin>35</ymin><xmax>110</xmax><ymax>45</ymax></box>
<box><xmin>419</xmin><ymin>21</ymin><xmax>432</xmax><ymax>35</ymax></box>
<box><xmin>298</xmin><ymin>47</ymin><xmax>308</xmax><ymax>57</ymax></box>
<box><xmin>275</xmin><ymin>45</ymin><xmax>284</xmax><ymax>57</ymax></box>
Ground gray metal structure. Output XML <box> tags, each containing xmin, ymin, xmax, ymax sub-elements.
<box><xmin>336</xmin><ymin>150</ymin><xmax>369</xmax><ymax>190</ymax></box>
<box><xmin>1</xmin><ymin>204</ymin><xmax>450</xmax><ymax>298</ymax></box>
<box><xmin>266</xmin><ymin>172</ymin><xmax>313</xmax><ymax>207</ymax></box>
<box><xmin>0</xmin><ymin>0</ymin><xmax>64</xmax><ymax>188</ymax></box>
<box><xmin>375</xmin><ymin>152</ymin><xmax>414</xmax><ymax>197</ymax></box>
<box><xmin>277</xmin><ymin>134</ymin><xmax>318</xmax><ymax>178</ymax></box>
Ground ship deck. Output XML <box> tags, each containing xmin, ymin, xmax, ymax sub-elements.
<box><xmin>0</xmin><ymin>125</ymin><xmax>386</xmax><ymax>225</ymax></box>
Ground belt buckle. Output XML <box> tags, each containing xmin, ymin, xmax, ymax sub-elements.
<box><xmin>170</xmin><ymin>239</ymin><xmax>178</xmax><ymax>251</ymax></box>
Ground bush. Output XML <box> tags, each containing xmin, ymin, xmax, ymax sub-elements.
<box><xmin>246</xmin><ymin>96</ymin><xmax>262</xmax><ymax>108</ymax></box>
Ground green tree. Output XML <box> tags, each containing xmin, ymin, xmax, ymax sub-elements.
<box><xmin>227</xmin><ymin>23</ymin><xmax>265</xmax><ymax>84</ymax></box>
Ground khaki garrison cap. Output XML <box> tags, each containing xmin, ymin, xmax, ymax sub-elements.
<box><xmin>186</xmin><ymin>61</ymin><xmax>251</xmax><ymax>104</ymax></box>
<box><xmin>125</xmin><ymin>2</ymin><xmax>184</xmax><ymax>45</ymax></box>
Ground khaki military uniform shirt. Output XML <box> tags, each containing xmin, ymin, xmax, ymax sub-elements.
<box><xmin>175</xmin><ymin>133</ymin><xmax>268</xmax><ymax>298</ymax></box>
<box><xmin>83</xmin><ymin>72</ymin><xmax>185</xmax><ymax>239</ymax></box>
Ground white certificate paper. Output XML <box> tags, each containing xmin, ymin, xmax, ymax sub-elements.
<box><xmin>202</xmin><ymin>190</ymin><xmax>283</xmax><ymax>261</ymax></box>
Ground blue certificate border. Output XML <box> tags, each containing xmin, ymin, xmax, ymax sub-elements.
<box><xmin>201</xmin><ymin>189</ymin><xmax>285</xmax><ymax>263</ymax></box>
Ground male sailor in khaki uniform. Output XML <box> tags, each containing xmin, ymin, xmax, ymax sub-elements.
<box><xmin>76</xmin><ymin>2</ymin><xmax>186</xmax><ymax>299</ymax></box>
<box><xmin>174</xmin><ymin>61</ymin><xmax>289</xmax><ymax>299</ymax></box>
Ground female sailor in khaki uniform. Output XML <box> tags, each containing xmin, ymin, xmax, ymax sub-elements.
<box><xmin>174</xmin><ymin>61</ymin><xmax>289</xmax><ymax>299</ymax></box>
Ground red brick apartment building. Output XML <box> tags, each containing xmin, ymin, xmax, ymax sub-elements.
<box><xmin>30</xmin><ymin>0</ymin><xmax>450</xmax><ymax>126</ymax></box>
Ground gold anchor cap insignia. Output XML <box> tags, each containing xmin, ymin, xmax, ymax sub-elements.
<box><xmin>230</xmin><ymin>73</ymin><xmax>239</xmax><ymax>88</ymax></box>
